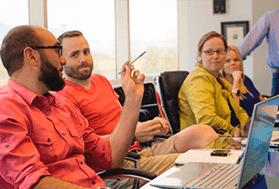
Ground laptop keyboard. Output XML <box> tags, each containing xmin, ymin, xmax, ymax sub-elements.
<box><xmin>185</xmin><ymin>164</ymin><xmax>241</xmax><ymax>189</ymax></box>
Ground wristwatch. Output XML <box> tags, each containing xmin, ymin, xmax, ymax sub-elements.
<box><xmin>232</xmin><ymin>89</ymin><xmax>241</xmax><ymax>96</ymax></box>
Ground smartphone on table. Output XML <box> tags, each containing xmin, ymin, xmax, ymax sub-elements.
<box><xmin>210</xmin><ymin>149</ymin><xmax>231</xmax><ymax>156</ymax></box>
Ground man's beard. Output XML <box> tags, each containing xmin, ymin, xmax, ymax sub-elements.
<box><xmin>64</xmin><ymin>61</ymin><xmax>93</xmax><ymax>80</ymax></box>
<box><xmin>38</xmin><ymin>52</ymin><xmax>65</xmax><ymax>91</ymax></box>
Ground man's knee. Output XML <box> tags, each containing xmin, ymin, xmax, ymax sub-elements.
<box><xmin>138</xmin><ymin>153</ymin><xmax>179</xmax><ymax>175</ymax></box>
<box><xmin>190</xmin><ymin>124</ymin><xmax>213</xmax><ymax>133</ymax></box>
<box><xmin>190</xmin><ymin>124</ymin><xmax>219</xmax><ymax>139</ymax></box>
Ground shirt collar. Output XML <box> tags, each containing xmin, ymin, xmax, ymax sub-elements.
<box><xmin>8</xmin><ymin>80</ymin><xmax>56</xmax><ymax>107</ymax></box>
<box><xmin>197</xmin><ymin>66</ymin><xmax>230</xmax><ymax>90</ymax></box>
<box><xmin>64</xmin><ymin>79</ymin><xmax>90</xmax><ymax>89</ymax></box>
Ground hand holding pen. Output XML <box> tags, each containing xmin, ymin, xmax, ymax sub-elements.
<box><xmin>118</xmin><ymin>51</ymin><xmax>146</xmax><ymax>74</ymax></box>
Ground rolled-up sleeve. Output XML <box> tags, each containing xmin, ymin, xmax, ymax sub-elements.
<box><xmin>236</xmin><ymin>13</ymin><xmax>268</xmax><ymax>59</ymax></box>
<box><xmin>83</xmin><ymin>126</ymin><xmax>111</xmax><ymax>172</ymax></box>
<box><xmin>0</xmin><ymin>103</ymin><xmax>51</xmax><ymax>189</ymax></box>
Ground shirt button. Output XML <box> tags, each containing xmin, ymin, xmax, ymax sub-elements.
<box><xmin>47</xmin><ymin>138</ymin><xmax>51</xmax><ymax>142</ymax></box>
<box><xmin>46</xmin><ymin>112</ymin><xmax>50</xmax><ymax>116</ymax></box>
<box><xmin>4</xmin><ymin>144</ymin><xmax>8</xmax><ymax>147</ymax></box>
<box><xmin>62</xmin><ymin>132</ymin><xmax>65</xmax><ymax>136</ymax></box>
<box><xmin>79</xmin><ymin>161</ymin><xmax>83</xmax><ymax>164</ymax></box>
<box><xmin>92</xmin><ymin>180</ymin><xmax>96</xmax><ymax>185</ymax></box>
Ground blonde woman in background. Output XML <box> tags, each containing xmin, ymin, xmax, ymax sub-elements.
<box><xmin>222</xmin><ymin>45</ymin><xmax>265</xmax><ymax>117</ymax></box>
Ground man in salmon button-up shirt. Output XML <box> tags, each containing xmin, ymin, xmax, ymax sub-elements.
<box><xmin>0</xmin><ymin>25</ymin><xmax>145</xmax><ymax>189</ymax></box>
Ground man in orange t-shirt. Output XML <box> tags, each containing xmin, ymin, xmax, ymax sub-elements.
<box><xmin>56</xmin><ymin>30</ymin><xmax>219</xmax><ymax>176</ymax></box>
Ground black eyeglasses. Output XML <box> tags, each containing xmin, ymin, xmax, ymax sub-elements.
<box><xmin>31</xmin><ymin>45</ymin><xmax>63</xmax><ymax>57</ymax></box>
<box><xmin>203</xmin><ymin>49</ymin><xmax>226</xmax><ymax>55</ymax></box>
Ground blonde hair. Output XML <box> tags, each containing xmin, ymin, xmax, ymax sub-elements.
<box><xmin>220</xmin><ymin>45</ymin><xmax>243</xmax><ymax>76</ymax></box>
<box><xmin>196</xmin><ymin>31</ymin><xmax>227</xmax><ymax>66</ymax></box>
<box><xmin>222</xmin><ymin>45</ymin><xmax>254</xmax><ymax>99</ymax></box>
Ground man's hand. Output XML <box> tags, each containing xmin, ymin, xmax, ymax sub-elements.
<box><xmin>109</xmin><ymin>61</ymin><xmax>145</xmax><ymax>168</ymax></box>
<box><xmin>120</xmin><ymin>61</ymin><xmax>145</xmax><ymax>101</ymax></box>
<box><xmin>135</xmin><ymin>117</ymin><xmax>170</xmax><ymax>143</ymax></box>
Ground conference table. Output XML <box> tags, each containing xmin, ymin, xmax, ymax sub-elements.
<box><xmin>141</xmin><ymin>134</ymin><xmax>279</xmax><ymax>189</ymax></box>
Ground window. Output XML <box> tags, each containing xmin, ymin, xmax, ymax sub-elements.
<box><xmin>47</xmin><ymin>0</ymin><xmax>116</xmax><ymax>79</ymax></box>
<box><xmin>0</xmin><ymin>0</ymin><xmax>29</xmax><ymax>85</ymax></box>
<box><xmin>129</xmin><ymin>0</ymin><xmax>178</xmax><ymax>76</ymax></box>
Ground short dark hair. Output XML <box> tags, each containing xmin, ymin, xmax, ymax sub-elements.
<box><xmin>57</xmin><ymin>30</ymin><xmax>84</xmax><ymax>44</ymax></box>
<box><xmin>1</xmin><ymin>25</ymin><xmax>42</xmax><ymax>76</ymax></box>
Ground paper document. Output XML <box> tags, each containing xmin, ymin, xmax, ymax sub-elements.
<box><xmin>175</xmin><ymin>149</ymin><xmax>244</xmax><ymax>165</ymax></box>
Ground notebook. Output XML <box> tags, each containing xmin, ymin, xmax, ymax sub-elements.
<box><xmin>175</xmin><ymin>149</ymin><xmax>244</xmax><ymax>165</ymax></box>
<box><xmin>269</xmin><ymin>130</ymin><xmax>279</xmax><ymax>147</ymax></box>
<box><xmin>150</xmin><ymin>94</ymin><xmax>279</xmax><ymax>189</ymax></box>
<box><xmin>274</xmin><ymin>112</ymin><xmax>279</xmax><ymax>127</ymax></box>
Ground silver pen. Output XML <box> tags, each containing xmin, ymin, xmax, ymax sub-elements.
<box><xmin>118</xmin><ymin>51</ymin><xmax>146</xmax><ymax>74</ymax></box>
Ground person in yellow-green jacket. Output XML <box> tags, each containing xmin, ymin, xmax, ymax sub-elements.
<box><xmin>178</xmin><ymin>31</ymin><xmax>249</xmax><ymax>136</ymax></box>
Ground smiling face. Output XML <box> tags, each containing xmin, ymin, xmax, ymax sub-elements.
<box><xmin>199</xmin><ymin>37</ymin><xmax>226</xmax><ymax>78</ymax></box>
<box><xmin>224</xmin><ymin>49</ymin><xmax>242</xmax><ymax>75</ymax></box>
<box><xmin>61</xmin><ymin>35</ymin><xmax>93</xmax><ymax>80</ymax></box>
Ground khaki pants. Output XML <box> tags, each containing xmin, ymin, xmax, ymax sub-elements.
<box><xmin>123</xmin><ymin>137</ymin><xmax>180</xmax><ymax>175</ymax></box>
<box><xmin>105</xmin><ymin>138</ymin><xmax>180</xmax><ymax>189</ymax></box>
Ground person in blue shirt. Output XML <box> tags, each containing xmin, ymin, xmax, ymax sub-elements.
<box><xmin>236</xmin><ymin>9</ymin><xmax>279</xmax><ymax>96</ymax></box>
<box><xmin>221</xmin><ymin>45</ymin><xmax>265</xmax><ymax>117</ymax></box>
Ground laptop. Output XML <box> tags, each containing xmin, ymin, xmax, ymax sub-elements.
<box><xmin>241</xmin><ymin>129</ymin><xmax>279</xmax><ymax>148</ymax></box>
<box><xmin>150</xmin><ymin>95</ymin><xmax>279</xmax><ymax>189</ymax></box>
<box><xmin>244</xmin><ymin>120</ymin><xmax>279</xmax><ymax>148</ymax></box>
<box><xmin>242</xmin><ymin>120</ymin><xmax>279</xmax><ymax>148</ymax></box>
<box><xmin>274</xmin><ymin>112</ymin><xmax>279</xmax><ymax>127</ymax></box>
<box><xmin>270</xmin><ymin>110</ymin><xmax>279</xmax><ymax>147</ymax></box>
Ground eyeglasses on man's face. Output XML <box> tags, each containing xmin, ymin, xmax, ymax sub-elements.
<box><xmin>203</xmin><ymin>49</ymin><xmax>226</xmax><ymax>55</ymax></box>
<box><xmin>31</xmin><ymin>45</ymin><xmax>63</xmax><ymax>57</ymax></box>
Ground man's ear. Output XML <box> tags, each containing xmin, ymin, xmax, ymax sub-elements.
<box><xmin>23</xmin><ymin>47</ymin><xmax>39</xmax><ymax>66</ymax></box>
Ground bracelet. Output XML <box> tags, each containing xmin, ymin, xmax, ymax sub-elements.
<box><xmin>232</xmin><ymin>89</ymin><xmax>240</xmax><ymax>96</ymax></box>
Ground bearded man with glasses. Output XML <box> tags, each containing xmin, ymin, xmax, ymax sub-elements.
<box><xmin>0</xmin><ymin>25</ymin><xmax>145</xmax><ymax>189</ymax></box>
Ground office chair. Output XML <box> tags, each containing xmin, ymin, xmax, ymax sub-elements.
<box><xmin>98</xmin><ymin>168</ymin><xmax>156</xmax><ymax>189</ymax></box>
<box><xmin>95</xmin><ymin>151</ymin><xmax>156</xmax><ymax>189</ymax></box>
<box><xmin>153</xmin><ymin>71</ymin><xmax>189</xmax><ymax>134</ymax></box>
<box><xmin>114</xmin><ymin>82</ymin><xmax>160</xmax><ymax>122</ymax></box>
<box><xmin>114</xmin><ymin>83</ymin><xmax>170</xmax><ymax>148</ymax></box>
<box><xmin>0</xmin><ymin>162</ymin><xmax>156</xmax><ymax>189</ymax></box>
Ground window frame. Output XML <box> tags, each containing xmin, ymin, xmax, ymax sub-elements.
<box><xmin>29</xmin><ymin>0</ymin><xmax>184</xmax><ymax>81</ymax></box>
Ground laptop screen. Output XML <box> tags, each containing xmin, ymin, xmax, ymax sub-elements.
<box><xmin>238</xmin><ymin>97</ymin><xmax>278</xmax><ymax>188</ymax></box>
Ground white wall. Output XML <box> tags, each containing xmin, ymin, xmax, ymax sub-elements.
<box><xmin>179</xmin><ymin>0</ymin><xmax>279</xmax><ymax>96</ymax></box>
<box><xmin>178</xmin><ymin>0</ymin><xmax>253</xmax><ymax>76</ymax></box>
<box><xmin>113</xmin><ymin>0</ymin><xmax>255</xmax><ymax>87</ymax></box>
